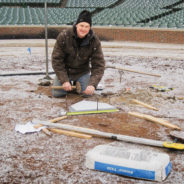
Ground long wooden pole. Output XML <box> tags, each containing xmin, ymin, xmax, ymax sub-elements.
<box><xmin>48</xmin><ymin>128</ymin><xmax>92</xmax><ymax>139</ymax></box>
<box><xmin>106</xmin><ymin>66</ymin><xmax>161</xmax><ymax>77</ymax></box>
<box><xmin>131</xmin><ymin>99</ymin><xmax>159</xmax><ymax>111</ymax></box>
<box><xmin>50</xmin><ymin>116</ymin><xmax>68</xmax><ymax>122</ymax></box>
<box><xmin>128</xmin><ymin>111</ymin><xmax>181</xmax><ymax>130</ymax></box>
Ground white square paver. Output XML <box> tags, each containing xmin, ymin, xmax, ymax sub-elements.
<box><xmin>69</xmin><ymin>100</ymin><xmax>117</xmax><ymax>112</ymax></box>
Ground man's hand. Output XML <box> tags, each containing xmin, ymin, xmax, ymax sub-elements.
<box><xmin>83</xmin><ymin>85</ymin><xmax>95</xmax><ymax>95</ymax></box>
<box><xmin>62</xmin><ymin>82</ymin><xmax>72</xmax><ymax>91</ymax></box>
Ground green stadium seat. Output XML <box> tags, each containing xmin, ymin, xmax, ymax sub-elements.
<box><xmin>0</xmin><ymin>0</ymin><xmax>183</xmax><ymax>29</ymax></box>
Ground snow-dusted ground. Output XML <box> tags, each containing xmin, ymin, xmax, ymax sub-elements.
<box><xmin>0</xmin><ymin>39</ymin><xmax>184</xmax><ymax>183</ymax></box>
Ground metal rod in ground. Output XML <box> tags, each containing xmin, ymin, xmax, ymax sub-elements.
<box><xmin>96</xmin><ymin>97</ymin><xmax>99</xmax><ymax>111</ymax></box>
<box><xmin>0</xmin><ymin>71</ymin><xmax>55</xmax><ymax>77</ymax></box>
<box><xmin>44</xmin><ymin>1</ymin><xmax>52</xmax><ymax>80</ymax></box>
<box><xmin>65</xmin><ymin>94</ymin><xmax>68</xmax><ymax>111</ymax></box>
<box><xmin>118</xmin><ymin>70</ymin><xmax>124</xmax><ymax>83</ymax></box>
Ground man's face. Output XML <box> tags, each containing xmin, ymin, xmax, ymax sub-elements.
<box><xmin>76</xmin><ymin>22</ymin><xmax>90</xmax><ymax>38</ymax></box>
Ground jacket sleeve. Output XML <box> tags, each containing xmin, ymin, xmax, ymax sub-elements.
<box><xmin>52</xmin><ymin>32</ymin><xmax>69</xmax><ymax>84</ymax></box>
<box><xmin>89</xmin><ymin>37</ymin><xmax>105</xmax><ymax>88</ymax></box>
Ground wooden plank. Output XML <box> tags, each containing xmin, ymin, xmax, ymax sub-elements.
<box><xmin>49</xmin><ymin>128</ymin><xmax>92</xmax><ymax>139</ymax></box>
<box><xmin>132</xmin><ymin>99</ymin><xmax>159</xmax><ymax>111</ymax></box>
<box><xmin>50</xmin><ymin>116</ymin><xmax>68</xmax><ymax>122</ymax></box>
<box><xmin>34</xmin><ymin>123</ymin><xmax>51</xmax><ymax>136</ymax></box>
<box><xmin>106</xmin><ymin>66</ymin><xmax>161</xmax><ymax>77</ymax></box>
<box><xmin>34</xmin><ymin>116</ymin><xmax>68</xmax><ymax>136</ymax></box>
<box><xmin>128</xmin><ymin>111</ymin><xmax>181</xmax><ymax>130</ymax></box>
<box><xmin>34</xmin><ymin>116</ymin><xmax>92</xmax><ymax>139</ymax></box>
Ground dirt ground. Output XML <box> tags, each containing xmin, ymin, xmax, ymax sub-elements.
<box><xmin>0</xmin><ymin>39</ymin><xmax>184</xmax><ymax>184</ymax></box>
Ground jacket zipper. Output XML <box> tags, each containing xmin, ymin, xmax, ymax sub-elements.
<box><xmin>76</xmin><ymin>47</ymin><xmax>79</xmax><ymax>58</ymax></box>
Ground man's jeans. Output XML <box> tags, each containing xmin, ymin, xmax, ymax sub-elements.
<box><xmin>52</xmin><ymin>73</ymin><xmax>90</xmax><ymax>97</ymax></box>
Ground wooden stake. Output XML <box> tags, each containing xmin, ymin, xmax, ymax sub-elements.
<box><xmin>177</xmin><ymin>97</ymin><xmax>184</xmax><ymax>100</ymax></box>
<box><xmin>106</xmin><ymin>66</ymin><xmax>161</xmax><ymax>77</ymax></box>
<box><xmin>132</xmin><ymin>99</ymin><xmax>159</xmax><ymax>111</ymax></box>
<box><xmin>34</xmin><ymin>116</ymin><xmax>92</xmax><ymax>139</ymax></box>
<box><xmin>49</xmin><ymin>128</ymin><xmax>92</xmax><ymax>139</ymax></box>
<box><xmin>50</xmin><ymin>116</ymin><xmax>67</xmax><ymax>123</ymax></box>
<box><xmin>34</xmin><ymin>116</ymin><xmax>67</xmax><ymax>136</ymax></box>
<box><xmin>34</xmin><ymin>124</ymin><xmax>51</xmax><ymax>136</ymax></box>
<box><xmin>49</xmin><ymin>116</ymin><xmax>92</xmax><ymax>139</ymax></box>
<box><xmin>128</xmin><ymin>111</ymin><xmax>181</xmax><ymax>130</ymax></box>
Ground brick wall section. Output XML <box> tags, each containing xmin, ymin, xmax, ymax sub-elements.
<box><xmin>0</xmin><ymin>25</ymin><xmax>184</xmax><ymax>44</ymax></box>
<box><xmin>94</xmin><ymin>26</ymin><xmax>184</xmax><ymax>44</ymax></box>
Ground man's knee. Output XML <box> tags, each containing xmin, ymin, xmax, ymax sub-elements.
<box><xmin>52</xmin><ymin>89</ymin><xmax>66</xmax><ymax>98</ymax></box>
<box><xmin>77</xmin><ymin>73</ymin><xmax>90</xmax><ymax>92</ymax></box>
<box><xmin>52</xmin><ymin>76</ymin><xmax>67</xmax><ymax>97</ymax></box>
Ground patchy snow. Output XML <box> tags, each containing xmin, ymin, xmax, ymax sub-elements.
<box><xmin>0</xmin><ymin>39</ymin><xmax>184</xmax><ymax>183</ymax></box>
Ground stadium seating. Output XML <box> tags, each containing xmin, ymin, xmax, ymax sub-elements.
<box><xmin>92</xmin><ymin>0</ymin><xmax>184</xmax><ymax>28</ymax></box>
<box><xmin>0</xmin><ymin>0</ymin><xmax>183</xmax><ymax>29</ymax></box>
<box><xmin>0</xmin><ymin>7</ymin><xmax>94</xmax><ymax>25</ymax></box>
<box><xmin>66</xmin><ymin>0</ymin><xmax>119</xmax><ymax>8</ymax></box>
<box><xmin>46</xmin><ymin>8</ymin><xmax>95</xmax><ymax>25</ymax></box>
<box><xmin>0</xmin><ymin>0</ymin><xmax>61</xmax><ymax>5</ymax></box>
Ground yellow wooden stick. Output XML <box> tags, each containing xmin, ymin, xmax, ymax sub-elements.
<box><xmin>49</xmin><ymin>128</ymin><xmax>92</xmax><ymax>139</ymax></box>
<box><xmin>49</xmin><ymin>116</ymin><xmax>92</xmax><ymax>139</ymax></box>
<box><xmin>33</xmin><ymin>116</ymin><xmax>68</xmax><ymax>136</ymax></box>
<box><xmin>107</xmin><ymin>66</ymin><xmax>161</xmax><ymax>77</ymax></box>
<box><xmin>50</xmin><ymin>116</ymin><xmax>68</xmax><ymax>123</ymax></box>
<box><xmin>34</xmin><ymin>116</ymin><xmax>92</xmax><ymax>139</ymax></box>
<box><xmin>132</xmin><ymin>99</ymin><xmax>159</xmax><ymax>111</ymax></box>
<box><xmin>128</xmin><ymin>111</ymin><xmax>181</xmax><ymax>130</ymax></box>
<box><xmin>34</xmin><ymin>124</ymin><xmax>51</xmax><ymax>136</ymax></box>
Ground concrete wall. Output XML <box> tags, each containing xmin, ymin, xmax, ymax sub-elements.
<box><xmin>0</xmin><ymin>25</ymin><xmax>184</xmax><ymax>44</ymax></box>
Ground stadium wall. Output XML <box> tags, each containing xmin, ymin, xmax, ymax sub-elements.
<box><xmin>0</xmin><ymin>25</ymin><xmax>184</xmax><ymax>44</ymax></box>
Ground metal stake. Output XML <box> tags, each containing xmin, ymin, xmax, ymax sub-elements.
<box><xmin>44</xmin><ymin>0</ymin><xmax>52</xmax><ymax>80</ymax></box>
<box><xmin>96</xmin><ymin>97</ymin><xmax>99</xmax><ymax>111</ymax></box>
<box><xmin>65</xmin><ymin>94</ymin><xmax>68</xmax><ymax>111</ymax></box>
<box><xmin>118</xmin><ymin>70</ymin><xmax>124</xmax><ymax>83</ymax></box>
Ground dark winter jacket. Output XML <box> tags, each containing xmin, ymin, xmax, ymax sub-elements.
<box><xmin>52</xmin><ymin>26</ymin><xmax>105</xmax><ymax>88</ymax></box>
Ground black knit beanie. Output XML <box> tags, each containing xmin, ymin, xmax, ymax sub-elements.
<box><xmin>76</xmin><ymin>10</ymin><xmax>92</xmax><ymax>26</ymax></box>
